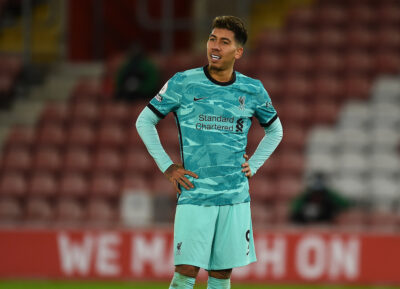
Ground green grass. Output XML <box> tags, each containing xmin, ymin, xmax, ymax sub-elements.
<box><xmin>0</xmin><ymin>281</ymin><xmax>400</xmax><ymax>289</ymax></box>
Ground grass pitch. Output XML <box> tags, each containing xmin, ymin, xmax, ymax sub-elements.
<box><xmin>0</xmin><ymin>281</ymin><xmax>400</xmax><ymax>289</ymax></box>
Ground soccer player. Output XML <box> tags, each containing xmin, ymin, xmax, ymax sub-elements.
<box><xmin>136</xmin><ymin>16</ymin><xmax>283</xmax><ymax>289</ymax></box>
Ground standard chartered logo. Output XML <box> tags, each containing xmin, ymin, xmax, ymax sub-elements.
<box><xmin>196</xmin><ymin>114</ymin><xmax>244</xmax><ymax>132</ymax></box>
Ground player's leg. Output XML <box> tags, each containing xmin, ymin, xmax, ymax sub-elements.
<box><xmin>170</xmin><ymin>204</ymin><xmax>219</xmax><ymax>288</ymax></box>
<box><xmin>207</xmin><ymin>269</ymin><xmax>232</xmax><ymax>289</ymax></box>
<box><xmin>207</xmin><ymin>202</ymin><xmax>256</xmax><ymax>288</ymax></box>
<box><xmin>169</xmin><ymin>265</ymin><xmax>199</xmax><ymax>289</ymax></box>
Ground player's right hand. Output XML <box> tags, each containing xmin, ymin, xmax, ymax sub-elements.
<box><xmin>164</xmin><ymin>164</ymin><xmax>199</xmax><ymax>194</ymax></box>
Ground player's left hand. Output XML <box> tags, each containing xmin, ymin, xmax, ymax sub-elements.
<box><xmin>241</xmin><ymin>154</ymin><xmax>252</xmax><ymax>178</ymax></box>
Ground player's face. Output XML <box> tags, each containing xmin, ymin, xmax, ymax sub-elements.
<box><xmin>207</xmin><ymin>28</ymin><xmax>243</xmax><ymax>71</ymax></box>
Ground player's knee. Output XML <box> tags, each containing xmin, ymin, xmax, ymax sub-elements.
<box><xmin>175</xmin><ymin>265</ymin><xmax>200</xmax><ymax>278</ymax></box>
<box><xmin>208</xmin><ymin>269</ymin><xmax>232</xmax><ymax>279</ymax></box>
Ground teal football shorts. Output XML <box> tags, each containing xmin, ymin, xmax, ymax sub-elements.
<box><xmin>173</xmin><ymin>202</ymin><xmax>257</xmax><ymax>270</ymax></box>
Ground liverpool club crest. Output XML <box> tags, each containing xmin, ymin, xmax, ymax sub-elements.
<box><xmin>238</xmin><ymin>96</ymin><xmax>246</xmax><ymax>110</ymax></box>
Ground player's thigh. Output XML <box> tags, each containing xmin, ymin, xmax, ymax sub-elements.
<box><xmin>173</xmin><ymin>204</ymin><xmax>219</xmax><ymax>268</ymax></box>
<box><xmin>209</xmin><ymin>202</ymin><xmax>256</xmax><ymax>270</ymax></box>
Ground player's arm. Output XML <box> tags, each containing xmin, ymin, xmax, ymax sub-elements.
<box><xmin>135</xmin><ymin>107</ymin><xmax>198</xmax><ymax>193</ymax></box>
<box><xmin>242</xmin><ymin>117</ymin><xmax>283</xmax><ymax>177</ymax></box>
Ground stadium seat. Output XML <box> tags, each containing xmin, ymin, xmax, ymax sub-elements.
<box><xmin>69</xmin><ymin>101</ymin><xmax>100</xmax><ymax>125</ymax></box>
<box><xmin>58</xmin><ymin>173</ymin><xmax>89</xmax><ymax>199</ymax></box>
<box><xmin>287</xmin><ymin>8</ymin><xmax>316</xmax><ymax>30</ymax></box>
<box><xmin>27</xmin><ymin>172</ymin><xmax>58</xmax><ymax>199</ymax></box>
<box><xmin>251</xmin><ymin>202</ymin><xmax>275</xmax><ymax>227</ymax></box>
<box><xmin>96</xmin><ymin>123</ymin><xmax>126</xmax><ymax>149</ymax></box>
<box><xmin>0</xmin><ymin>172</ymin><xmax>27</xmax><ymax>198</ymax></box>
<box><xmin>337</xmin><ymin>100</ymin><xmax>370</xmax><ymax>129</ymax></box>
<box><xmin>312</xmin><ymin>50</ymin><xmax>343</xmax><ymax>76</ymax></box>
<box><xmin>35</xmin><ymin>123</ymin><xmax>66</xmax><ymax>149</ymax></box>
<box><xmin>249</xmin><ymin>176</ymin><xmax>277</xmax><ymax>203</ymax></box>
<box><xmin>63</xmin><ymin>147</ymin><xmax>92</xmax><ymax>174</ymax></box>
<box><xmin>99</xmin><ymin>102</ymin><xmax>130</xmax><ymax>127</ymax></box>
<box><xmin>331</xmin><ymin>175</ymin><xmax>368</xmax><ymax>204</ymax></box>
<box><xmin>120</xmin><ymin>173</ymin><xmax>150</xmax><ymax>193</ymax></box>
<box><xmin>55</xmin><ymin>198</ymin><xmax>84</xmax><ymax>224</ymax></box>
<box><xmin>316</xmin><ymin>5</ymin><xmax>347</xmax><ymax>28</ymax></box>
<box><xmin>32</xmin><ymin>147</ymin><xmax>62</xmax><ymax>173</ymax></box>
<box><xmin>92</xmin><ymin>148</ymin><xmax>122</xmax><ymax>174</ymax></box>
<box><xmin>25</xmin><ymin>198</ymin><xmax>54</xmax><ymax>223</ymax></box>
<box><xmin>90</xmin><ymin>173</ymin><xmax>120</xmax><ymax>199</ymax></box>
<box><xmin>2</xmin><ymin>126</ymin><xmax>35</xmax><ymax>152</ymax></box>
<box><xmin>38</xmin><ymin>103</ymin><xmax>68</xmax><ymax>127</ymax></box>
<box><xmin>306</xmin><ymin>126</ymin><xmax>337</xmax><ymax>155</ymax></box>
<box><xmin>66</xmin><ymin>123</ymin><xmax>96</xmax><ymax>149</ymax></box>
<box><xmin>122</xmin><ymin>148</ymin><xmax>156</xmax><ymax>176</ymax></box>
<box><xmin>0</xmin><ymin>197</ymin><xmax>23</xmax><ymax>223</ymax></box>
<box><xmin>70</xmin><ymin>77</ymin><xmax>103</xmax><ymax>103</ymax></box>
<box><xmin>1</xmin><ymin>148</ymin><xmax>32</xmax><ymax>173</ymax></box>
<box><xmin>120</xmin><ymin>191</ymin><xmax>153</xmax><ymax>227</ymax></box>
<box><xmin>86</xmin><ymin>198</ymin><xmax>117</xmax><ymax>225</ymax></box>
<box><xmin>275</xmin><ymin>174</ymin><xmax>303</xmax><ymax>202</ymax></box>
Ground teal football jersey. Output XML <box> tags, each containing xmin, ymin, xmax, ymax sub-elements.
<box><xmin>148</xmin><ymin>66</ymin><xmax>277</xmax><ymax>206</ymax></box>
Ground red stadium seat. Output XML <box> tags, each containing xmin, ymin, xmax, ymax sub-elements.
<box><xmin>251</xmin><ymin>203</ymin><xmax>275</xmax><ymax>227</ymax></box>
<box><xmin>308</xmin><ymin>100</ymin><xmax>339</xmax><ymax>125</ymax></box>
<box><xmin>286</xmin><ymin>29</ymin><xmax>315</xmax><ymax>53</ymax></box>
<box><xmin>2</xmin><ymin>126</ymin><xmax>35</xmax><ymax>151</ymax></box>
<box><xmin>86</xmin><ymin>198</ymin><xmax>117</xmax><ymax>225</ymax></box>
<box><xmin>99</xmin><ymin>102</ymin><xmax>130</xmax><ymax>126</ymax></box>
<box><xmin>35</xmin><ymin>123</ymin><xmax>66</xmax><ymax>149</ymax></box>
<box><xmin>90</xmin><ymin>173</ymin><xmax>120</xmax><ymax>199</ymax></box>
<box><xmin>66</xmin><ymin>123</ymin><xmax>96</xmax><ymax>149</ymax></box>
<box><xmin>0</xmin><ymin>198</ymin><xmax>23</xmax><ymax>222</ymax></box>
<box><xmin>63</xmin><ymin>147</ymin><xmax>92</xmax><ymax>174</ymax></box>
<box><xmin>27</xmin><ymin>172</ymin><xmax>58</xmax><ymax>199</ymax></box>
<box><xmin>58</xmin><ymin>173</ymin><xmax>89</xmax><ymax>199</ymax></box>
<box><xmin>1</xmin><ymin>148</ymin><xmax>32</xmax><ymax>173</ymax></box>
<box><xmin>315</xmin><ymin>28</ymin><xmax>346</xmax><ymax>51</ymax></box>
<box><xmin>344</xmin><ymin>51</ymin><xmax>374</xmax><ymax>76</ymax></box>
<box><xmin>38</xmin><ymin>103</ymin><xmax>68</xmax><ymax>127</ymax></box>
<box><xmin>32</xmin><ymin>147</ymin><xmax>62</xmax><ymax>173</ymax></box>
<box><xmin>0</xmin><ymin>172</ymin><xmax>27</xmax><ymax>198</ymax></box>
<box><xmin>25</xmin><ymin>198</ymin><xmax>54</xmax><ymax>223</ymax></box>
<box><xmin>56</xmin><ymin>198</ymin><xmax>84</xmax><ymax>223</ymax></box>
<box><xmin>92</xmin><ymin>149</ymin><xmax>122</xmax><ymax>174</ymax></box>
<box><xmin>96</xmin><ymin>123</ymin><xmax>126</xmax><ymax>149</ymax></box>
<box><xmin>287</xmin><ymin>8</ymin><xmax>317</xmax><ymax>30</ymax></box>
<box><xmin>120</xmin><ymin>173</ymin><xmax>150</xmax><ymax>193</ymax></box>
<box><xmin>347</xmin><ymin>5</ymin><xmax>376</xmax><ymax>27</ymax></box>
<box><xmin>69</xmin><ymin>101</ymin><xmax>100</xmax><ymax>125</ymax></box>
<box><xmin>123</xmin><ymin>148</ymin><xmax>157</xmax><ymax>176</ymax></box>
<box><xmin>70</xmin><ymin>77</ymin><xmax>103</xmax><ymax>103</ymax></box>
<box><xmin>316</xmin><ymin>5</ymin><xmax>348</xmax><ymax>28</ymax></box>
<box><xmin>249</xmin><ymin>176</ymin><xmax>277</xmax><ymax>203</ymax></box>
<box><xmin>275</xmin><ymin>150</ymin><xmax>305</xmax><ymax>177</ymax></box>
<box><xmin>345</xmin><ymin>27</ymin><xmax>374</xmax><ymax>52</ymax></box>
<box><xmin>275</xmin><ymin>174</ymin><xmax>303</xmax><ymax>202</ymax></box>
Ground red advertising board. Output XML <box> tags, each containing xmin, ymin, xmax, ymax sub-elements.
<box><xmin>0</xmin><ymin>229</ymin><xmax>399</xmax><ymax>284</ymax></box>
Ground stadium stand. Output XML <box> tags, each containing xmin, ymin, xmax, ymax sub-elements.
<box><xmin>0</xmin><ymin>0</ymin><xmax>399</xmax><ymax>230</ymax></box>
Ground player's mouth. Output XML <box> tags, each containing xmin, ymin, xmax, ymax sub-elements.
<box><xmin>210</xmin><ymin>54</ymin><xmax>221</xmax><ymax>62</ymax></box>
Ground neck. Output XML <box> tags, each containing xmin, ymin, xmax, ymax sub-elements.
<box><xmin>208</xmin><ymin>65</ymin><xmax>234</xmax><ymax>83</ymax></box>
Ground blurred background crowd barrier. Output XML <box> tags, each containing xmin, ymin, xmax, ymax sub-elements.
<box><xmin>0</xmin><ymin>0</ymin><xmax>399</xmax><ymax>284</ymax></box>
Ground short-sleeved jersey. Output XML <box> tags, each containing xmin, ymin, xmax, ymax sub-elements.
<box><xmin>148</xmin><ymin>66</ymin><xmax>277</xmax><ymax>206</ymax></box>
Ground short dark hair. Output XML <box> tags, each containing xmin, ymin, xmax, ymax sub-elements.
<box><xmin>211</xmin><ymin>16</ymin><xmax>248</xmax><ymax>46</ymax></box>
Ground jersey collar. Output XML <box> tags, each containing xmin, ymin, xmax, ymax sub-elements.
<box><xmin>203</xmin><ymin>65</ymin><xmax>236</xmax><ymax>86</ymax></box>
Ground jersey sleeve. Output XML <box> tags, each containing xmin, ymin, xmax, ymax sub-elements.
<box><xmin>254</xmin><ymin>81</ymin><xmax>278</xmax><ymax>127</ymax></box>
<box><xmin>147</xmin><ymin>73</ymin><xmax>183</xmax><ymax>118</ymax></box>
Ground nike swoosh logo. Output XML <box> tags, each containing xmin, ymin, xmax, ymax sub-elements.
<box><xmin>194</xmin><ymin>97</ymin><xmax>208</xmax><ymax>101</ymax></box>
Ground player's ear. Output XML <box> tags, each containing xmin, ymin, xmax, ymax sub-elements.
<box><xmin>235</xmin><ymin>46</ymin><xmax>244</xmax><ymax>60</ymax></box>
